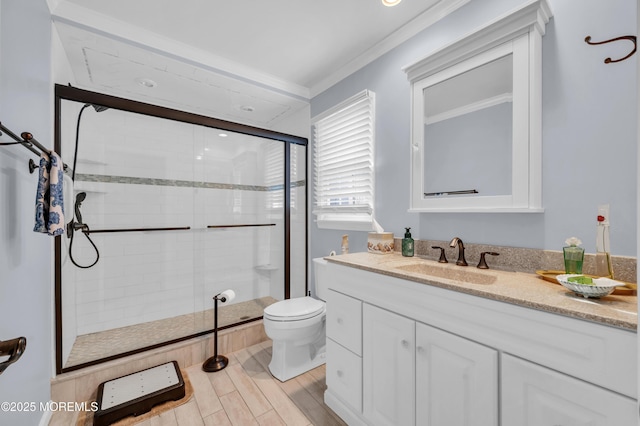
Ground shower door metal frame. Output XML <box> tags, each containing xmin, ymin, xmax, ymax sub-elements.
<box><xmin>53</xmin><ymin>84</ymin><xmax>308</xmax><ymax>374</ymax></box>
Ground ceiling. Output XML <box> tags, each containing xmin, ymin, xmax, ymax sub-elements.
<box><xmin>50</xmin><ymin>0</ymin><xmax>469</xmax><ymax>130</ymax></box>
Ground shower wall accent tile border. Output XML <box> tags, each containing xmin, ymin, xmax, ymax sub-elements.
<box><xmin>76</xmin><ymin>173</ymin><xmax>306</xmax><ymax>191</ymax></box>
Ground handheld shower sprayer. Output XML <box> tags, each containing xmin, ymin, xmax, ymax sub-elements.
<box><xmin>74</xmin><ymin>192</ymin><xmax>86</xmax><ymax>226</ymax></box>
<box><xmin>67</xmin><ymin>192</ymin><xmax>88</xmax><ymax>237</ymax></box>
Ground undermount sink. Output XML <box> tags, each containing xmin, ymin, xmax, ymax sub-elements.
<box><xmin>394</xmin><ymin>262</ymin><xmax>497</xmax><ymax>285</ymax></box>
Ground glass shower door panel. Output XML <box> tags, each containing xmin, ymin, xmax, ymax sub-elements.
<box><xmin>59</xmin><ymin>102</ymin><xmax>199</xmax><ymax>368</ymax></box>
<box><xmin>290</xmin><ymin>143</ymin><xmax>307</xmax><ymax>298</ymax></box>
<box><xmin>193</xmin><ymin>129</ymin><xmax>284</xmax><ymax>333</ymax></box>
<box><xmin>56</xmin><ymin>92</ymin><xmax>304</xmax><ymax>372</ymax></box>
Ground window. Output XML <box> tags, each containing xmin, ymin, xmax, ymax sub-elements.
<box><xmin>313</xmin><ymin>90</ymin><xmax>375</xmax><ymax>231</ymax></box>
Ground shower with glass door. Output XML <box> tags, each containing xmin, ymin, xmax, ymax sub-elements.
<box><xmin>54</xmin><ymin>85</ymin><xmax>307</xmax><ymax>373</ymax></box>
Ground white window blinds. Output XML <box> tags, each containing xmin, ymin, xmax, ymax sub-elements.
<box><xmin>313</xmin><ymin>90</ymin><xmax>375</xmax><ymax>231</ymax></box>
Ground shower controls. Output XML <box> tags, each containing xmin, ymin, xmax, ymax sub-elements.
<box><xmin>68</xmin><ymin>191</ymin><xmax>100</xmax><ymax>268</ymax></box>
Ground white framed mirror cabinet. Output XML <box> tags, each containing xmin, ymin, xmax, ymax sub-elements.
<box><xmin>403</xmin><ymin>0</ymin><xmax>552</xmax><ymax>212</ymax></box>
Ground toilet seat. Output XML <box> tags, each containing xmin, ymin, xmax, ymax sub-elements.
<box><xmin>263</xmin><ymin>297</ymin><xmax>325</xmax><ymax>321</ymax></box>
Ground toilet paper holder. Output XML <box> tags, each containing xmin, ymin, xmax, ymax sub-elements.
<box><xmin>0</xmin><ymin>336</ymin><xmax>26</xmax><ymax>375</ymax></box>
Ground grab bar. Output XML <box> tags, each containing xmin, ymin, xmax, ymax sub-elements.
<box><xmin>0</xmin><ymin>337</ymin><xmax>26</xmax><ymax>375</ymax></box>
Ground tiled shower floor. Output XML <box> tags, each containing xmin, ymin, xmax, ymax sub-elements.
<box><xmin>65</xmin><ymin>296</ymin><xmax>277</xmax><ymax>368</ymax></box>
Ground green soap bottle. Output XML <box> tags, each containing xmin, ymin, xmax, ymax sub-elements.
<box><xmin>402</xmin><ymin>227</ymin><xmax>414</xmax><ymax>257</ymax></box>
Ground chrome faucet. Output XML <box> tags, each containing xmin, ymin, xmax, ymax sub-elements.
<box><xmin>449</xmin><ymin>237</ymin><xmax>468</xmax><ymax>266</ymax></box>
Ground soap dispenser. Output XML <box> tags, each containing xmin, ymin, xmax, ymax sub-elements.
<box><xmin>402</xmin><ymin>227</ymin><xmax>414</xmax><ymax>257</ymax></box>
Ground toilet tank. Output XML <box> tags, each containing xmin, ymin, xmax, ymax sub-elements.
<box><xmin>312</xmin><ymin>257</ymin><xmax>329</xmax><ymax>301</ymax></box>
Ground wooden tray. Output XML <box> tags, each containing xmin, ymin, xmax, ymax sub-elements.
<box><xmin>536</xmin><ymin>270</ymin><xmax>637</xmax><ymax>296</ymax></box>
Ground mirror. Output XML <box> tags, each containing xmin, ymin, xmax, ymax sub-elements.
<box><xmin>403</xmin><ymin>0</ymin><xmax>551</xmax><ymax>212</ymax></box>
<box><xmin>423</xmin><ymin>54</ymin><xmax>513</xmax><ymax>198</ymax></box>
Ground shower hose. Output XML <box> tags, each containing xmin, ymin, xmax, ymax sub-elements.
<box><xmin>68</xmin><ymin>226</ymin><xmax>99</xmax><ymax>269</ymax></box>
<box><xmin>67</xmin><ymin>103</ymin><xmax>101</xmax><ymax>269</ymax></box>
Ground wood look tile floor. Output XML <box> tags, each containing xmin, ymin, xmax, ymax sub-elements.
<box><xmin>50</xmin><ymin>341</ymin><xmax>346</xmax><ymax>426</ymax></box>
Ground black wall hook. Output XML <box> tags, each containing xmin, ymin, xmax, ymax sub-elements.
<box><xmin>585</xmin><ymin>35</ymin><xmax>637</xmax><ymax>63</ymax></box>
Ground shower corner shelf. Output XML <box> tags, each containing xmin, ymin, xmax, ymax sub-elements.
<box><xmin>255</xmin><ymin>264</ymin><xmax>278</xmax><ymax>271</ymax></box>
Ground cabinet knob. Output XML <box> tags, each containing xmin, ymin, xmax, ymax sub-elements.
<box><xmin>401</xmin><ymin>339</ymin><xmax>410</xmax><ymax>348</ymax></box>
<box><xmin>337</xmin><ymin>318</ymin><xmax>343</xmax><ymax>325</ymax></box>
<box><xmin>417</xmin><ymin>346</ymin><xmax>425</xmax><ymax>354</ymax></box>
<box><xmin>337</xmin><ymin>370</ymin><xmax>343</xmax><ymax>378</ymax></box>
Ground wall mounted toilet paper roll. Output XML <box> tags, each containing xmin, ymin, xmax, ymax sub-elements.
<box><xmin>219</xmin><ymin>289</ymin><xmax>236</xmax><ymax>303</ymax></box>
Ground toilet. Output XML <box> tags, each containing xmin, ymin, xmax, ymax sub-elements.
<box><xmin>263</xmin><ymin>257</ymin><xmax>328</xmax><ymax>382</ymax></box>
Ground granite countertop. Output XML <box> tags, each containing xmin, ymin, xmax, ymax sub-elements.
<box><xmin>324</xmin><ymin>252</ymin><xmax>638</xmax><ymax>331</ymax></box>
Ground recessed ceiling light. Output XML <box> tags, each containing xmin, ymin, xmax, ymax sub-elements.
<box><xmin>382</xmin><ymin>0</ymin><xmax>402</xmax><ymax>6</ymax></box>
<box><xmin>218</xmin><ymin>133</ymin><xmax>228</xmax><ymax>138</ymax></box>
<box><xmin>239</xmin><ymin>105</ymin><xmax>255</xmax><ymax>112</ymax></box>
<box><xmin>135</xmin><ymin>77</ymin><xmax>157</xmax><ymax>88</ymax></box>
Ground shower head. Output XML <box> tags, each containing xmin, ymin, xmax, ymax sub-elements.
<box><xmin>92</xmin><ymin>104</ymin><xmax>109</xmax><ymax>113</ymax></box>
<box><xmin>84</xmin><ymin>103</ymin><xmax>109</xmax><ymax>113</ymax></box>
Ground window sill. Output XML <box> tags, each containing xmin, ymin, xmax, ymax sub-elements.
<box><xmin>315</xmin><ymin>217</ymin><xmax>375</xmax><ymax>232</ymax></box>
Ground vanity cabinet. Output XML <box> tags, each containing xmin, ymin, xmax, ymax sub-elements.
<box><xmin>325</xmin><ymin>290</ymin><xmax>363</xmax><ymax>413</ymax></box>
<box><xmin>363</xmin><ymin>304</ymin><xmax>415</xmax><ymax>426</ymax></box>
<box><xmin>361</xmin><ymin>304</ymin><xmax>499</xmax><ymax>426</ymax></box>
<box><xmin>415</xmin><ymin>322</ymin><xmax>498</xmax><ymax>426</ymax></box>
<box><xmin>323</xmin><ymin>261</ymin><xmax>637</xmax><ymax>426</ymax></box>
<box><xmin>502</xmin><ymin>355</ymin><xmax>636</xmax><ymax>425</ymax></box>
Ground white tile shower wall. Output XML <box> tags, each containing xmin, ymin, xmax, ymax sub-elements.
<box><xmin>60</xmin><ymin>106</ymin><xmax>291</xmax><ymax>358</ymax></box>
<box><xmin>67</xmin><ymin>188</ymin><xmax>280</xmax><ymax>336</ymax></box>
<box><xmin>70</xmin><ymin>110</ymin><xmax>198</xmax><ymax>182</ymax></box>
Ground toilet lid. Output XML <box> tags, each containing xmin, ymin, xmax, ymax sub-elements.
<box><xmin>263</xmin><ymin>297</ymin><xmax>325</xmax><ymax>321</ymax></box>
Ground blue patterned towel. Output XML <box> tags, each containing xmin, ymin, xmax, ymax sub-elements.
<box><xmin>34</xmin><ymin>152</ymin><xmax>65</xmax><ymax>236</ymax></box>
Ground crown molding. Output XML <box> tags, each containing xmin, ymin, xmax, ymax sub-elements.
<box><xmin>50</xmin><ymin>0</ymin><xmax>476</xmax><ymax>102</ymax></box>
<box><xmin>403</xmin><ymin>0</ymin><xmax>552</xmax><ymax>83</ymax></box>
<box><xmin>309</xmin><ymin>0</ymin><xmax>471</xmax><ymax>98</ymax></box>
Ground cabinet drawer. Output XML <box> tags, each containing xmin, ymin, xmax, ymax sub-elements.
<box><xmin>502</xmin><ymin>354</ymin><xmax>637</xmax><ymax>425</ymax></box>
<box><xmin>326</xmin><ymin>338</ymin><xmax>362</xmax><ymax>412</ymax></box>
<box><xmin>326</xmin><ymin>290</ymin><xmax>362</xmax><ymax>356</ymax></box>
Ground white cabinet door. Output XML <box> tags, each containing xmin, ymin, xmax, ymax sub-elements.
<box><xmin>415</xmin><ymin>322</ymin><xmax>498</xmax><ymax>426</ymax></box>
<box><xmin>502</xmin><ymin>354</ymin><xmax>637</xmax><ymax>425</ymax></box>
<box><xmin>363</xmin><ymin>304</ymin><xmax>416</xmax><ymax>426</ymax></box>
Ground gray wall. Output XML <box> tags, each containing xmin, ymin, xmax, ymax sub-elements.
<box><xmin>310</xmin><ymin>0</ymin><xmax>637</xmax><ymax>266</ymax></box>
<box><xmin>0</xmin><ymin>0</ymin><xmax>53</xmax><ymax>425</ymax></box>
<box><xmin>424</xmin><ymin>102</ymin><xmax>512</xmax><ymax>196</ymax></box>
